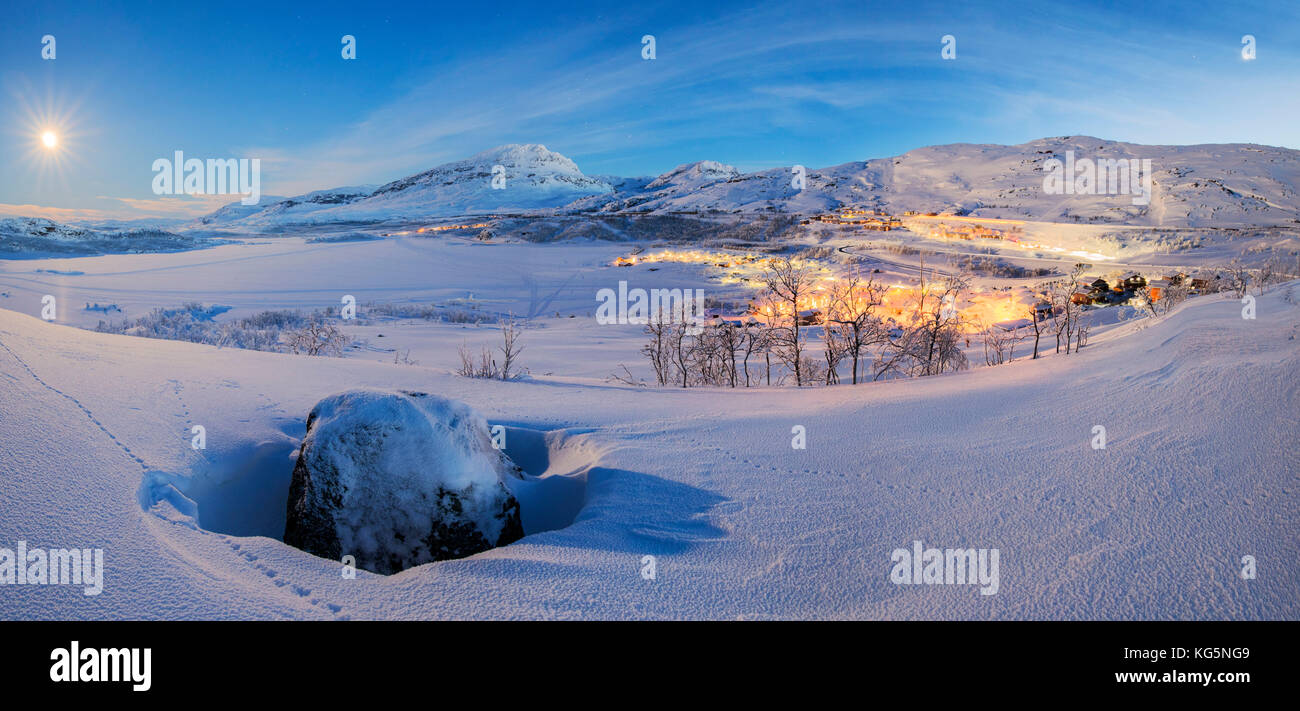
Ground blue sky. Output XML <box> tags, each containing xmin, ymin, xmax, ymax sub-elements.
<box><xmin>2</xmin><ymin>0</ymin><xmax>1297</xmax><ymax>220</ymax></box>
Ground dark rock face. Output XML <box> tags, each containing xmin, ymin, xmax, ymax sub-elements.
<box><xmin>283</xmin><ymin>390</ymin><xmax>524</xmax><ymax>574</ymax></box>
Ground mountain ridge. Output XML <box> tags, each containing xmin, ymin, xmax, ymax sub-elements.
<box><xmin>191</xmin><ymin>137</ymin><xmax>1300</xmax><ymax>229</ymax></box>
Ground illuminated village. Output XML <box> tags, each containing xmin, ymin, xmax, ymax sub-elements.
<box><xmin>384</xmin><ymin>222</ymin><xmax>492</xmax><ymax>236</ymax></box>
<box><xmin>601</xmin><ymin>202</ymin><xmax>1224</xmax><ymax>368</ymax></box>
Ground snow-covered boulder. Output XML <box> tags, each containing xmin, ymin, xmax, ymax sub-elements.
<box><xmin>283</xmin><ymin>390</ymin><xmax>524</xmax><ymax>574</ymax></box>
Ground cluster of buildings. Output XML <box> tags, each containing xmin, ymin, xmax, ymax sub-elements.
<box><xmin>1068</xmin><ymin>272</ymin><xmax>1216</xmax><ymax>306</ymax></box>
<box><xmin>384</xmin><ymin>223</ymin><xmax>492</xmax><ymax>237</ymax></box>
<box><xmin>926</xmin><ymin>222</ymin><xmax>1023</xmax><ymax>242</ymax></box>
<box><xmin>613</xmin><ymin>249</ymin><xmax>771</xmax><ymax>270</ymax></box>
<box><xmin>415</xmin><ymin>223</ymin><xmax>491</xmax><ymax>233</ymax></box>
<box><xmin>803</xmin><ymin>207</ymin><xmax>903</xmax><ymax>231</ymax></box>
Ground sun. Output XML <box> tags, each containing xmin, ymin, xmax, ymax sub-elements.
<box><xmin>13</xmin><ymin>91</ymin><xmax>85</xmax><ymax>190</ymax></box>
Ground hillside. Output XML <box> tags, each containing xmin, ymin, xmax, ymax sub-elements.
<box><xmin>0</xmin><ymin>218</ymin><xmax>217</xmax><ymax>258</ymax></box>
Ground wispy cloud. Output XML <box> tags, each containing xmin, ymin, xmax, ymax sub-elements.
<box><xmin>0</xmin><ymin>194</ymin><xmax>230</xmax><ymax>223</ymax></box>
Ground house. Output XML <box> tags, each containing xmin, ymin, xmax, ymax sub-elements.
<box><xmin>1089</xmin><ymin>278</ymin><xmax>1110</xmax><ymax>294</ymax></box>
<box><xmin>1147</xmin><ymin>279</ymin><xmax>1171</xmax><ymax>301</ymax></box>
<box><xmin>797</xmin><ymin>309</ymin><xmax>823</xmax><ymax>326</ymax></box>
<box><xmin>1119</xmin><ymin>272</ymin><xmax>1146</xmax><ymax>290</ymax></box>
<box><xmin>1070</xmin><ymin>291</ymin><xmax>1092</xmax><ymax>305</ymax></box>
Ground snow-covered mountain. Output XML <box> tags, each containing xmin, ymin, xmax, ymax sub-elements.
<box><xmin>0</xmin><ymin>217</ymin><xmax>212</xmax><ymax>257</ymax></box>
<box><xmin>580</xmin><ymin>137</ymin><xmax>1300</xmax><ymax>226</ymax></box>
<box><xmin>195</xmin><ymin>137</ymin><xmax>1300</xmax><ymax>229</ymax></box>
<box><xmin>189</xmin><ymin>197</ymin><xmax>287</xmax><ymax>226</ymax></box>
<box><xmin>843</xmin><ymin>137</ymin><xmax>1300</xmax><ymax>227</ymax></box>
<box><xmin>202</xmin><ymin>145</ymin><xmax>614</xmax><ymax>227</ymax></box>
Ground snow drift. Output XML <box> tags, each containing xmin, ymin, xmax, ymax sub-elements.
<box><xmin>284</xmin><ymin>390</ymin><xmax>524</xmax><ymax>574</ymax></box>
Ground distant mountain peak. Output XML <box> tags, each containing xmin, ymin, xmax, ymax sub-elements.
<box><xmin>646</xmin><ymin>160</ymin><xmax>741</xmax><ymax>189</ymax></box>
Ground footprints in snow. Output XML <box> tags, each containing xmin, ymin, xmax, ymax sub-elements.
<box><xmin>223</xmin><ymin>536</ymin><xmax>346</xmax><ymax>617</ymax></box>
<box><xmin>0</xmin><ymin>337</ymin><xmax>149</xmax><ymax>471</ymax></box>
<box><xmin>0</xmin><ymin>342</ymin><xmax>343</xmax><ymax>618</ymax></box>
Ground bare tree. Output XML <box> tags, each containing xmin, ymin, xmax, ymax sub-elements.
<box><xmin>667</xmin><ymin>314</ymin><xmax>695</xmax><ymax>388</ymax></box>
<box><xmin>913</xmin><ymin>273</ymin><xmax>970</xmax><ymax>376</ymax></box>
<box><xmin>498</xmin><ymin>315</ymin><xmax>525</xmax><ymax>380</ymax></box>
<box><xmin>1074</xmin><ymin>321</ymin><xmax>1090</xmax><ymax>351</ymax></box>
<box><xmin>739</xmin><ymin>320</ymin><xmax>769</xmax><ymax>387</ymax></box>
<box><xmin>286</xmin><ymin>316</ymin><xmax>350</xmax><ymax>356</ymax></box>
<box><xmin>641</xmin><ymin>309</ymin><xmax>674</xmax><ymax>386</ymax></box>
<box><xmin>825</xmin><ymin>273</ymin><xmax>886</xmax><ymax>384</ymax></box>
<box><xmin>712</xmin><ymin>321</ymin><xmax>743</xmax><ymax>388</ymax></box>
<box><xmin>457</xmin><ymin>342</ymin><xmax>491</xmax><ymax>378</ymax></box>
<box><xmin>607</xmin><ymin>363</ymin><xmax>646</xmax><ymax>387</ymax></box>
<box><xmin>1048</xmin><ymin>263</ymin><xmax>1089</xmax><ymax>354</ymax></box>
<box><xmin>1225</xmin><ymin>258</ymin><xmax>1251</xmax><ymax>298</ymax></box>
<box><xmin>877</xmin><ymin>272</ymin><xmax>969</xmax><ymax>378</ymax></box>
<box><xmin>821</xmin><ymin>325</ymin><xmax>844</xmax><ymax>385</ymax></box>
<box><xmin>1028</xmin><ymin>300</ymin><xmax>1047</xmax><ymax>359</ymax></box>
<box><xmin>762</xmin><ymin>257</ymin><xmax>816</xmax><ymax>386</ymax></box>
<box><xmin>1254</xmin><ymin>258</ymin><xmax>1285</xmax><ymax>296</ymax></box>
<box><xmin>1160</xmin><ymin>283</ymin><xmax>1188</xmax><ymax>314</ymax></box>
<box><xmin>1132</xmin><ymin>285</ymin><xmax>1157</xmax><ymax>318</ymax></box>
<box><xmin>981</xmin><ymin>320</ymin><xmax>1020</xmax><ymax>366</ymax></box>
<box><xmin>801</xmin><ymin>352</ymin><xmax>827</xmax><ymax>385</ymax></box>
<box><xmin>455</xmin><ymin>316</ymin><xmax>525</xmax><ymax>380</ymax></box>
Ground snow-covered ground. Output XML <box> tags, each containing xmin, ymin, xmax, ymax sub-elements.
<box><xmin>1</xmin><ymin>230</ymin><xmax>1296</xmax><ymax>618</ymax></box>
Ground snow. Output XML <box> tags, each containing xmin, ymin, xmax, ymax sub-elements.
<box><xmin>188</xmin><ymin>137</ymin><xmax>1300</xmax><ymax>230</ymax></box>
<box><xmin>0</xmin><ymin>218</ymin><xmax>220</xmax><ymax>258</ymax></box>
<box><xmin>0</xmin><ymin>235</ymin><xmax>1296</xmax><ymax>617</ymax></box>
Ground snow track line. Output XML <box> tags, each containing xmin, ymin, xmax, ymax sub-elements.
<box><xmin>0</xmin><ymin>330</ymin><xmax>347</xmax><ymax>619</ymax></box>
<box><xmin>0</xmin><ymin>332</ymin><xmax>151</xmax><ymax>472</ymax></box>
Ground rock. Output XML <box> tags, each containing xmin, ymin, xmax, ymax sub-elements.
<box><xmin>284</xmin><ymin>389</ymin><xmax>523</xmax><ymax>574</ymax></box>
